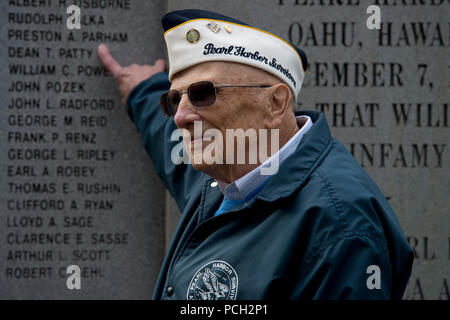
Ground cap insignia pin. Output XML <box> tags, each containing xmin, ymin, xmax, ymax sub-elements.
<box><xmin>186</xmin><ymin>29</ymin><xmax>200</xmax><ymax>43</ymax></box>
<box><xmin>225</xmin><ymin>25</ymin><xmax>232</xmax><ymax>33</ymax></box>
<box><xmin>207</xmin><ymin>21</ymin><xmax>221</xmax><ymax>33</ymax></box>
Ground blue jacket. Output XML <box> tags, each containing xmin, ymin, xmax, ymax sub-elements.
<box><xmin>126</xmin><ymin>72</ymin><xmax>413</xmax><ymax>300</ymax></box>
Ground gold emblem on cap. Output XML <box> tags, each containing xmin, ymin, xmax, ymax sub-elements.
<box><xmin>186</xmin><ymin>29</ymin><xmax>200</xmax><ymax>43</ymax></box>
<box><xmin>207</xmin><ymin>21</ymin><xmax>221</xmax><ymax>33</ymax></box>
<box><xmin>225</xmin><ymin>25</ymin><xmax>232</xmax><ymax>33</ymax></box>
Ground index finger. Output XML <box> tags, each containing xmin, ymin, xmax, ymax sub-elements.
<box><xmin>97</xmin><ymin>44</ymin><xmax>122</xmax><ymax>77</ymax></box>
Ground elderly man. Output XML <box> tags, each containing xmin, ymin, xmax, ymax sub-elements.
<box><xmin>98</xmin><ymin>9</ymin><xmax>413</xmax><ymax>300</ymax></box>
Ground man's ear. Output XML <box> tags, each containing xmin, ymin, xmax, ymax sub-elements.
<box><xmin>264</xmin><ymin>83</ymin><xmax>292</xmax><ymax>129</ymax></box>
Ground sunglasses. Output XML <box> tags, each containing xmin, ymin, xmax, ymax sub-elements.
<box><xmin>160</xmin><ymin>80</ymin><xmax>271</xmax><ymax>117</ymax></box>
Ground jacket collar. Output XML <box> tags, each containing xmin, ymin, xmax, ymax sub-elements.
<box><xmin>217</xmin><ymin>115</ymin><xmax>313</xmax><ymax>200</ymax></box>
<box><xmin>255</xmin><ymin>110</ymin><xmax>332</xmax><ymax>202</ymax></box>
<box><xmin>201</xmin><ymin>111</ymin><xmax>332</xmax><ymax>218</ymax></box>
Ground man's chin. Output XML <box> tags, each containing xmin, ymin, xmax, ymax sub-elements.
<box><xmin>188</xmin><ymin>155</ymin><xmax>223</xmax><ymax>174</ymax></box>
<box><xmin>190</xmin><ymin>162</ymin><xmax>218</xmax><ymax>177</ymax></box>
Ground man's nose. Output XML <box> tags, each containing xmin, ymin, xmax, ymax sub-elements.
<box><xmin>173</xmin><ymin>94</ymin><xmax>201</xmax><ymax>128</ymax></box>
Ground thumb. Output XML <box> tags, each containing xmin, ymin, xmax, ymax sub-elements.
<box><xmin>97</xmin><ymin>44</ymin><xmax>122</xmax><ymax>77</ymax></box>
<box><xmin>154</xmin><ymin>59</ymin><xmax>166</xmax><ymax>72</ymax></box>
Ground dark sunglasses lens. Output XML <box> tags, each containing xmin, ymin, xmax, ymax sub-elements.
<box><xmin>161</xmin><ymin>90</ymin><xmax>181</xmax><ymax>116</ymax></box>
<box><xmin>188</xmin><ymin>81</ymin><xmax>216</xmax><ymax>107</ymax></box>
<box><xmin>160</xmin><ymin>93</ymin><xmax>170</xmax><ymax>116</ymax></box>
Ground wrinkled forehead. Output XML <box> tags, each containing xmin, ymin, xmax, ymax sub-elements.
<box><xmin>170</xmin><ymin>61</ymin><xmax>279</xmax><ymax>89</ymax></box>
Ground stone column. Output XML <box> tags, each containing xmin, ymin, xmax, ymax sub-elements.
<box><xmin>1</xmin><ymin>0</ymin><xmax>167</xmax><ymax>299</ymax></box>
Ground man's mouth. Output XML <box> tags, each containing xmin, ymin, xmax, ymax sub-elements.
<box><xmin>188</xmin><ymin>134</ymin><xmax>214</xmax><ymax>145</ymax></box>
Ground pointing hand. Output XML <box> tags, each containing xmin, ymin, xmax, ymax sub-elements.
<box><xmin>97</xmin><ymin>44</ymin><xmax>166</xmax><ymax>106</ymax></box>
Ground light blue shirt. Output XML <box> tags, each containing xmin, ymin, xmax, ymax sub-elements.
<box><xmin>214</xmin><ymin>115</ymin><xmax>313</xmax><ymax>216</ymax></box>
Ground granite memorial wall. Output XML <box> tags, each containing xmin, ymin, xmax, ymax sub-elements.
<box><xmin>1</xmin><ymin>0</ymin><xmax>167</xmax><ymax>299</ymax></box>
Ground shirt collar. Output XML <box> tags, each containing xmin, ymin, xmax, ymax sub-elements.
<box><xmin>217</xmin><ymin>115</ymin><xmax>313</xmax><ymax>200</ymax></box>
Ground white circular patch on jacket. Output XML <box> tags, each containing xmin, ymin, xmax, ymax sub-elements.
<box><xmin>187</xmin><ymin>260</ymin><xmax>238</xmax><ymax>300</ymax></box>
